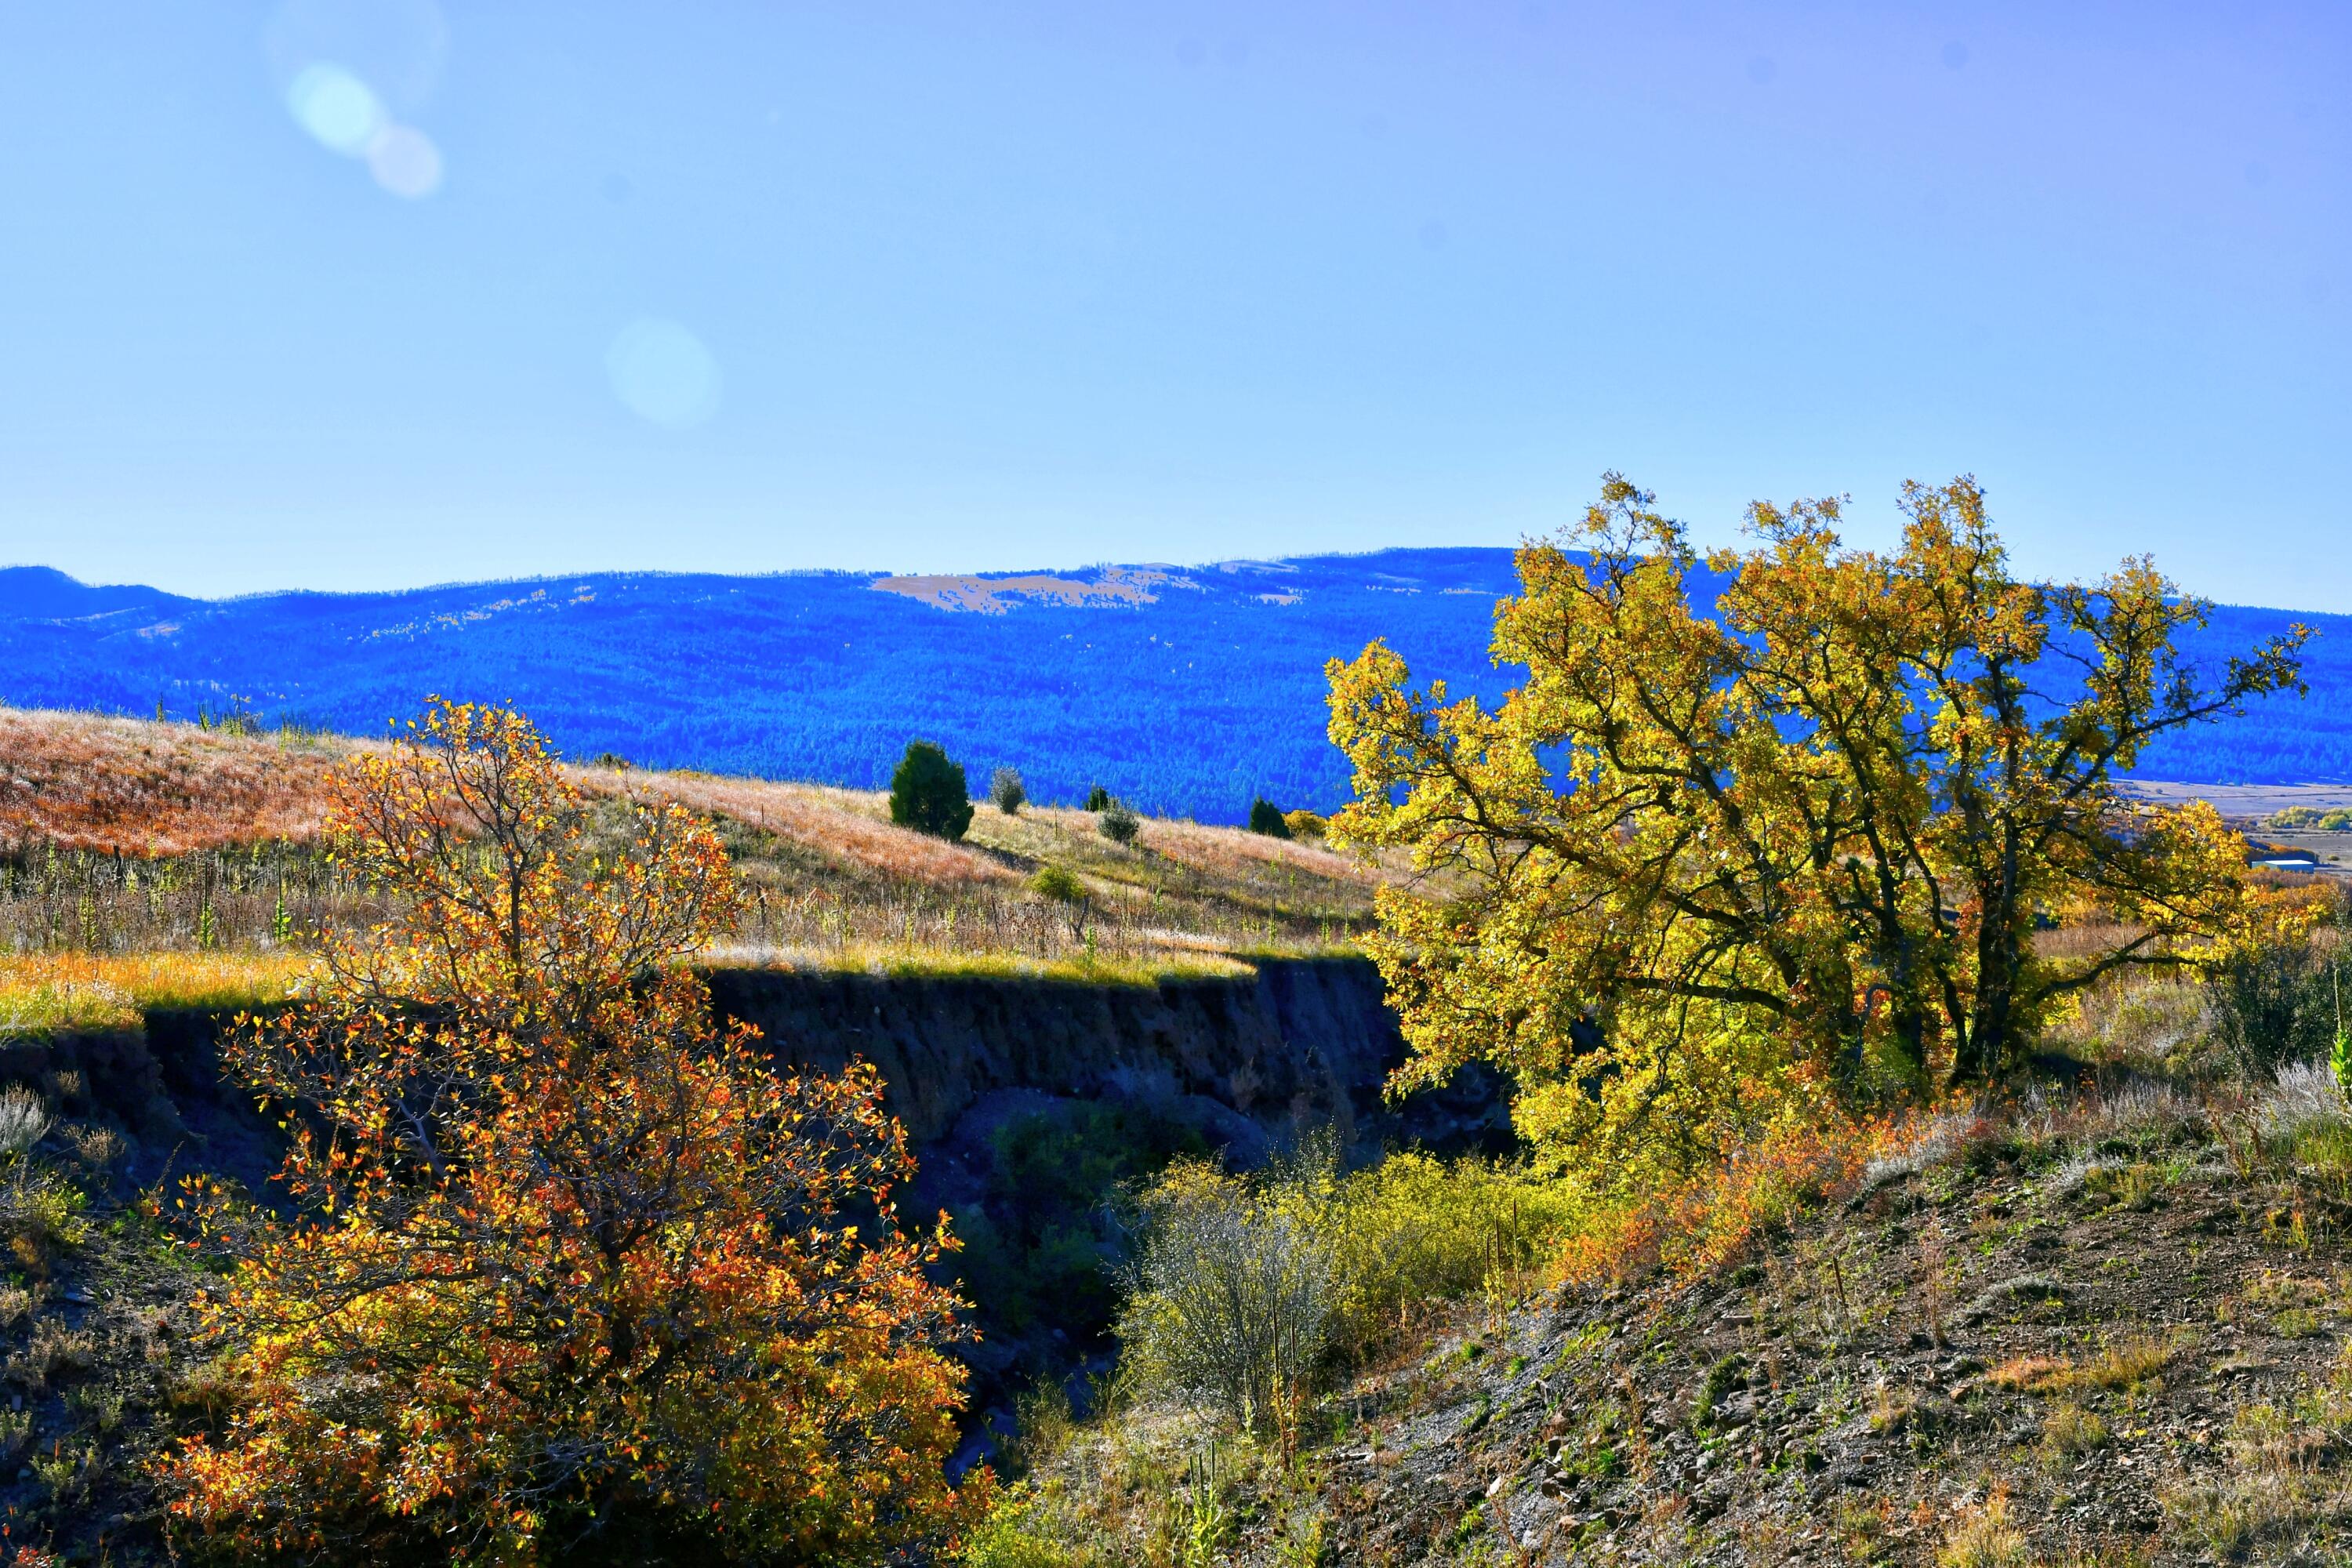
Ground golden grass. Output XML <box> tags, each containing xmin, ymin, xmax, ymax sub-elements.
<box><xmin>0</xmin><ymin>710</ymin><xmax>357</xmax><ymax>856</ymax></box>
<box><xmin>1937</xmin><ymin>1490</ymin><xmax>2029</xmax><ymax>1568</ymax></box>
<box><xmin>588</xmin><ymin>773</ymin><xmax>1019</xmax><ymax>887</ymax></box>
<box><xmin>1987</xmin><ymin>1335</ymin><xmax>2172</xmax><ymax>1396</ymax></box>
<box><xmin>1986</xmin><ymin>1356</ymin><xmax>2071</xmax><ymax>1392</ymax></box>
<box><xmin>0</xmin><ymin>951</ymin><xmax>311</xmax><ymax>1036</ymax></box>
<box><xmin>706</xmin><ymin>942</ymin><xmax>1253</xmax><ymax>987</ymax></box>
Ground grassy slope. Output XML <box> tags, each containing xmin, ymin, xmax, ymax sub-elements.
<box><xmin>0</xmin><ymin>707</ymin><xmax>1394</xmax><ymax>983</ymax></box>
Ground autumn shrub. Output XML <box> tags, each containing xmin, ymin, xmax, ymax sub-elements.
<box><xmin>891</xmin><ymin>738</ymin><xmax>975</xmax><ymax>840</ymax></box>
<box><xmin>164</xmin><ymin>702</ymin><xmax>979</xmax><ymax>1566</ymax></box>
<box><xmin>1552</xmin><ymin>1102</ymin><xmax>1884</xmax><ymax>1287</ymax></box>
<box><xmin>1279</xmin><ymin>810</ymin><xmax>1325</xmax><ymax>840</ymax></box>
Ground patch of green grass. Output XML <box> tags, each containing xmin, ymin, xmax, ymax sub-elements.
<box><xmin>2041</xmin><ymin>1402</ymin><xmax>2111</xmax><ymax>1462</ymax></box>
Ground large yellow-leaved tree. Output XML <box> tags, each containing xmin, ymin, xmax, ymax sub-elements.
<box><xmin>165</xmin><ymin>702</ymin><xmax>979</xmax><ymax>1565</ymax></box>
<box><xmin>1327</xmin><ymin>477</ymin><xmax>2305</xmax><ymax>1178</ymax></box>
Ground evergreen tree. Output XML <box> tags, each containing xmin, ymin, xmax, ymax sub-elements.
<box><xmin>891</xmin><ymin>739</ymin><xmax>974</xmax><ymax>840</ymax></box>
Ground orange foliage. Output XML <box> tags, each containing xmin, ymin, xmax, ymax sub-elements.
<box><xmin>163</xmin><ymin>702</ymin><xmax>979</xmax><ymax>1565</ymax></box>
<box><xmin>1552</xmin><ymin>1107</ymin><xmax>1912</xmax><ymax>1287</ymax></box>
<box><xmin>0</xmin><ymin>710</ymin><xmax>352</xmax><ymax>856</ymax></box>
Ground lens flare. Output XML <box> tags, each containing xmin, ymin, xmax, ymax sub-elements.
<box><xmin>605</xmin><ymin>320</ymin><xmax>722</xmax><ymax>430</ymax></box>
<box><xmin>368</xmin><ymin>124</ymin><xmax>443</xmax><ymax>198</ymax></box>
<box><xmin>286</xmin><ymin>62</ymin><xmax>383</xmax><ymax>155</ymax></box>
<box><xmin>265</xmin><ymin>0</ymin><xmax>448</xmax><ymax>113</ymax></box>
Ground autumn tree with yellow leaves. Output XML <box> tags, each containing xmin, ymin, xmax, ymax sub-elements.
<box><xmin>165</xmin><ymin>702</ymin><xmax>980</xmax><ymax>1565</ymax></box>
<box><xmin>1327</xmin><ymin>477</ymin><xmax>2306</xmax><ymax>1179</ymax></box>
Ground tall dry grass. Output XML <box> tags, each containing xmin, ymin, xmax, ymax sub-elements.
<box><xmin>0</xmin><ymin>710</ymin><xmax>356</xmax><ymax>856</ymax></box>
<box><xmin>603</xmin><ymin>772</ymin><xmax>1016</xmax><ymax>887</ymax></box>
<box><xmin>0</xmin><ymin>710</ymin><xmax>1381</xmax><ymax>967</ymax></box>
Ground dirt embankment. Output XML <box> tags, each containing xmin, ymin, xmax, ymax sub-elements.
<box><xmin>705</xmin><ymin>956</ymin><xmax>1500</xmax><ymax>1153</ymax></box>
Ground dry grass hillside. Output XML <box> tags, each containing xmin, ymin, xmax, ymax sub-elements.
<box><xmin>0</xmin><ymin>708</ymin><xmax>1396</xmax><ymax>1001</ymax></box>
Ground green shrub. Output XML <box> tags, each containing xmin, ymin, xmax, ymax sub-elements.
<box><xmin>2321</xmin><ymin>808</ymin><xmax>2352</xmax><ymax>831</ymax></box>
<box><xmin>2211</xmin><ymin>931</ymin><xmax>2336</xmax><ymax>1076</ymax></box>
<box><xmin>2271</xmin><ymin>807</ymin><xmax>2323</xmax><ymax>829</ymax></box>
<box><xmin>1029</xmin><ymin>866</ymin><xmax>1085</xmax><ymax>903</ymax></box>
<box><xmin>957</xmin><ymin>1486</ymin><xmax>1100</xmax><ymax>1568</ymax></box>
<box><xmin>1119</xmin><ymin>1142</ymin><xmax>1577</xmax><ymax>1428</ymax></box>
<box><xmin>991</xmin><ymin>767</ymin><xmax>1027</xmax><ymax>815</ymax></box>
<box><xmin>1247</xmin><ymin>798</ymin><xmax>1290</xmax><ymax>838</ymax></box>
<box><xmin>1084</xmin><ymin>785</ymin><xmax>1112</xmax><ymax>812</ymax></box>
<box><xmin>4</xmin><ymin>1177</ymin><xmax>89</xmax><ymax>1259</ymax></box>
<box><xmin>1098</xmin><ymin>802</ymin><xmax>1139</xmax><ymax>845</ymax></box>
<box><xmin>889</xmin><ymin>740</ymin><xmax>974</xmax><ymax>840</ymax></box>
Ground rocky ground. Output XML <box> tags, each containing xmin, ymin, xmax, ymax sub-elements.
<box><xmin>1019</xmin><ymin>1090</ymin><xmax>2352</xmax><ymax>1566</ymax></box>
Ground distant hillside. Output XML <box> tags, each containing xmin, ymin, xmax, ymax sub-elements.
<box><xmin>0</xmin><ymin>550</ymin><xmax>2342</xmax><ymax>820</ymax></box>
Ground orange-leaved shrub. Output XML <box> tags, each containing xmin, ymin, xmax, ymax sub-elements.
<box><xmin>163</xmin><ymin>701</ymin><xmax>981</xmax><ymax>1565</ymax></box>
<box><xmin>1550</xmin><ymin>1100</ymin><xmax>1957</xmax><ymax>1287</ymax></box>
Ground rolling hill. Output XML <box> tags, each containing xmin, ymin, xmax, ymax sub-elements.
<box><xmin>2</xmin><ymin>550</ymin><xmax>2343</xmax><ymax>822</ymax></box>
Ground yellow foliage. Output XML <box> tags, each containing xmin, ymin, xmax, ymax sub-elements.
<box><xmin>1326</xmin><ymin>473</ymin><xmax>2303</xmax><ymax>1198</ymax></box>
<box><xmin>1272</xmin><ymin>1150</ymin><xmax>1579</xmax><ymax>1355</ymax></box>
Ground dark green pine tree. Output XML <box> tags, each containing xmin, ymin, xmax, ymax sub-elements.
<box><xmin>1247</xmin><ymin>797</ymin><xmax>1290</xmax><ymax>838</ymax></box>
<box><xmin>889</xmin><ymin>740</ymin><xmax>974</xmax><ymax>840</ymax></box>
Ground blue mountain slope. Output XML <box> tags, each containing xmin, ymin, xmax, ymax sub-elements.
<box><xmin>0</xmin><ymin>554</ymin><xmax>2339</xmax><ymax>820</ymax></box>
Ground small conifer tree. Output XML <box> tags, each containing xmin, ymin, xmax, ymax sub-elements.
<box><xmin>1085</xmin><ymin>784</ymin><xmax>1112</xmax><ymax>812</ymax></box>
<box><xmin>891</xmin><ymin>740</ymin><xmax>974</xmax><ymax>840</ymax></box>
<box><xmin>1248</xmin><ymin>797</ymin><xmax>1291</xmax><ymax>838</ymax></box>
<box><xmin>1099</xmin><ymin>800</ymin><xmax>1140</xmax><ymax>845</ymax></box>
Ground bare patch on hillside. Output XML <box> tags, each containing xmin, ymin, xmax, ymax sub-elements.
<box><xmin>871</xmin><ymin>567</ymin><xmax>1197</xmax><ymax>614</ymax></box>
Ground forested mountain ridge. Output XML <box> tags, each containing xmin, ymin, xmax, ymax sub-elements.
<box><xmin>2</xmin><ymin>549</ymin><xmax>2342</xmax><ymax>821</ymax></box>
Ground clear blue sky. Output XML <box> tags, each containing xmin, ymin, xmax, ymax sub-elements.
<box><xmin>1</xmin><ymin>2</ymin><xmax>2344</xmax><ymax>606</ymax></box>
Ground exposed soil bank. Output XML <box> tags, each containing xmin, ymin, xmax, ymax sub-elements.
<box><xmin>704</xmin><ymin>956</ymin><xmax>1497</xmax><ymax>1152</ymax></box>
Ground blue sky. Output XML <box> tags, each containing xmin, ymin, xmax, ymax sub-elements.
<box><xmin>1</xmin><ymin>2</ymin><xmax>2344</xmax><ymax>606</ymax></box>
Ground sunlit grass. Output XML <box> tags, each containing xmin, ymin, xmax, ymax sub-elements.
<box><xmin>0</xmin><ymin>951</ymin><xmax>312</xmax><ymax>1036</ymax></box>
<box><xmin>707</xmin><ymin>942</ymin><xmax>1254</xmax><ymax>986</ymax></box>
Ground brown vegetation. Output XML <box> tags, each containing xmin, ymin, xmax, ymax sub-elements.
<box><xmin>0</xmin><ymin>710</ymin><xmax>353</xmax><ymax>856</ymax></box>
